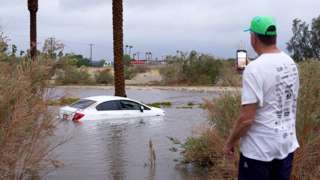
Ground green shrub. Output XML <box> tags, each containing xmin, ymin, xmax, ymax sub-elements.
<box><xmin>124</xmin><ymin>66</ymin><xmax>135</xmax><ymax>80</ymax></box>
<box><xmin>159</xmin><ymin>63</ymin><xmax>182</xmax><ymax>84</ymax></box>
<box><xmin>218</xmin><ymin>60</ymin><xmax>242</xmax><ymax>87</ymax></box>
<box><xmin>160</xmin><ymin>52</ymin><xmax>223</xmax><ymax>85</ymax></box>
<box><xmin>55</xmin><ymin>66</ymin><xmax>94</xmax><ymax>85</ymax></box>
<box><xmin>147</xmin><ymin>101</ymin><xmax>172</xmax><ymax>108</ymax></box>
<box><xmin>95</xmin><ymin>69</ymin><xmax>114</xmax><ymax>84</ymax></box>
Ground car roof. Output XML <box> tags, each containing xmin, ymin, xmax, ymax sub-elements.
<box><xmin>83</xmin><ymin>96</ymin><xmax>137</xmax><ymax>103</ymax></box>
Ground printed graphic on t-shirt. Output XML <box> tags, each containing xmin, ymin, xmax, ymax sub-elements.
<box><xmin>273</xmin><ymin>62</ymin><xmax>298</xmax><ymax>138</ymax></box>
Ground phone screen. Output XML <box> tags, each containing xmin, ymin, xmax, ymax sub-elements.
<box><xmin>237</xmin><ymin>51</ymin><xmax>247</xmax><ymax>70</ymax></box>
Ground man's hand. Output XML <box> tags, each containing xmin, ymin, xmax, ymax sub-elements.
<box><xmin>222</xmin><ymin>104</ymin><xmax>257</xmax><ymax>156</ymax></box>
<box><xmin>223</xmin><ymin>141</ymin><xmax>235</xmax><ymax>156</ymax></box>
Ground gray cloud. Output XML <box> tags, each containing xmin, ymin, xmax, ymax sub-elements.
<box><xmin>0</xmin><ymin>0</ymin><xmax>319</xmax><ymax>60</ymax></box>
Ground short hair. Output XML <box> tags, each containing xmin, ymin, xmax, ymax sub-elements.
<box><xmin>255</xmin><ymin>34</ymin><xmax>277</xmax><ymax>46</ymax></box>
<box><xmin>255</xmin><ymin>25</ymin><xmax>277</xmax><ymax>46</ymax></box>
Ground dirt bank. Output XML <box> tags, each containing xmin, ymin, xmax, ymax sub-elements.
<box><xmin>54</xmin><ymin>85</ymin><xmax>240</xmax><ymax>93</ymax></box>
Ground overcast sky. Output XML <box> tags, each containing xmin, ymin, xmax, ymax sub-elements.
<box><xmin>0</xmin><ymin>0</ymin><xmax>319</xmax><ymax>60</ymax></box>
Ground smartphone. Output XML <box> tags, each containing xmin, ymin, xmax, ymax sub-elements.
<box><xmin>236</xmin><ymin>50</ymin><xmax>247</xmax><ymax>70</ymax></box>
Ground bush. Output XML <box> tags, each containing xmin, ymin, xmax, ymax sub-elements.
<box><xmin>217</xmin><ymin>60</ymin><xmax>242</xmax><ymax>87</ymax></box>
<box><xmin>176</xmin><ymin>61</ymin><xmax>320</xmax><ymax>179</ymax></box>
<box><xmin>124</xmin><ymin>66</ymin><xmax>135</xmax><ymax>80</ymax></box>
<box><xmin>124</xmin><ymin>65</ymin><xmax>151</xmax><ymax>80</ymax></box>
<box><xmin>95</xmin><ymin>69</ymin><xmax>114</xmax><ymax>84</ymax></box>
<box><xmin>159</xmin><ymin>63</ymin><xmax>182</xmax><ymax>84</ymax></box>
<box><xmin>160</xmin><ymin>52</ymin><xmax>223</xmax><ymax>85</ymax></box>
<box><xmin>55</xmin><ymin>66</ymin><xmax>94</xmax><ymax>85</ymax></box>
<box><xmin>0</xmin><ymin>59</ymin><xmax>61</xmax><ymax>179</ymax></box>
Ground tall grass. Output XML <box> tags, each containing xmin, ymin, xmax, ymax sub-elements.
<box><xmin>0</xmin><ymin>59</ymin><xmax>60</xmax><ymax>179</ymax></box>
<box><xmin>179</xmin><ymin>60</ymin><xmax>320</xmax><ymax>179</ymax></box>
<box><xmin>291</xmin><ymin>60</ymin><xmax>320</xmax><ymax>180</ymax></box>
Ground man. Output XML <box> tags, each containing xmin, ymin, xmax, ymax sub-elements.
<box><xmin>223</xmin><ymin>16</ymin><xmax>300</xmax><ymax>180</ymax></box>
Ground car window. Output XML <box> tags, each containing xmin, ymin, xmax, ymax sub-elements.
<box><xmin>96</xmin><ymin>100</ymin><xmax>121</xmax><ymax>111</ymax></box>
<box><xmin>70</xmin><ymin>99</ymin><xmax>96</xmax><ymax>109</ymax></box>
<box><xmin>142</xmin><ymin>105</ymin><xmax>151</xmax><ymax>110</ymax></box>
<box><xmin>120</xmin><ymin>100</ymin><xmax>141</xmax><ymax>110</ymax></box>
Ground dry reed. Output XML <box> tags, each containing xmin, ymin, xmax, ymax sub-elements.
<box><xmin>0</xmin><ymin>59</ymin><xmax>61</xmax><ymax>179</ymax></box>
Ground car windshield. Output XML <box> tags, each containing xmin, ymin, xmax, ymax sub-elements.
<box><xmin>70</xmin><ymin>99</ymin><xmax>96</xmax><ymax>109</ymax></box>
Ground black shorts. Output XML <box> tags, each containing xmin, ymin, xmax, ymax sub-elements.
<box><xmin>238</xmin><ymin>152</ymin><xmax>294</xmax><ymax>180</ymax></box>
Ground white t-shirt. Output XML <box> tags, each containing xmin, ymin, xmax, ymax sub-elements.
<box><xmin>240</xmin><ymin>52</ymin><xmax>299</xmax><ymax>162</ymax></box>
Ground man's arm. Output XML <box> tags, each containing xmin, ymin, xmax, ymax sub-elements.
<box><xmin>223</xmin><ymin>103</ymin><xmax>257</xmax><ymax>155</ymax></box>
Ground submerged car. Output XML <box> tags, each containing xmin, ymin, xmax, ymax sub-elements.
<box><xmin>59</xmin><ymin>96</ymin><xmax>165</xmax><ymax>122</ymax></box>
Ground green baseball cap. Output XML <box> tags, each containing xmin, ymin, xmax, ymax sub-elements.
<box><xmin>245</xmin><ymin>16</ymin><xmax>277</xmax><ymax>36</ymax></box>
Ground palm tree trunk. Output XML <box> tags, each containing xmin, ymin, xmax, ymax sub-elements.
<box><xmin>112</xmin><ymin>0</ymin><xmax>126</xmax><ymax>97</ymax></box>
<box><xmin>28</xmin><ymin>0</ymin><xmax>38</xmax><ymax>61</ymax></box>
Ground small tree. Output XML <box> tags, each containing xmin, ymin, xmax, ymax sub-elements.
<box><xmin>287</xmin><ymin>15</ymin><xmax>320</xmax><ymax>61</ymax></box>
<box><xmin>42</xmin><ymin>37</ymin><xmax>64</xmax><ymax>59</ymax></box>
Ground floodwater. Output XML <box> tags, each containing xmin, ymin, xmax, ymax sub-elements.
<box><xmin>46</xmin><ymin>87</ymin><xmax>219</xmax><ymax>180</ymax></box>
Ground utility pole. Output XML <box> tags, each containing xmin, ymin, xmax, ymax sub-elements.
<box><xmin>89</xmin><ymin>43</ymin><xmax>94</xmax><ymax>61</ymax></box>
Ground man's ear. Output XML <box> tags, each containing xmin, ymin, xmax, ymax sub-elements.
<box><xmin>251</xmin><ymin>33</ymin><xmax>256</xmax><ymax>47</ymax></box>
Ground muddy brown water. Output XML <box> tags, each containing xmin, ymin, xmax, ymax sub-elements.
<box><xmin>46</xmin><ymin>87</ymin><xmax>219</xmax><ymax>180</ymax></box>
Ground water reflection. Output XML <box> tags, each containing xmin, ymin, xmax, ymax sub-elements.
<box><xmin>105</xmin><ymin>125</ymin><xmax>127</xmax><ymax>180</ymax></box>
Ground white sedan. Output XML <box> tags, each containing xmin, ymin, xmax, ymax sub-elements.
<box><xmin>59</xmin><ymin>96</ymin><xmax>165</xmax><ymax>122</ymax></box>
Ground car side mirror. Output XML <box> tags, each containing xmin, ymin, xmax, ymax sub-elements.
<box><xmin>140</xmin><ymin>106</ymin><xmax>144</xmax><ymax>112</ymax></box>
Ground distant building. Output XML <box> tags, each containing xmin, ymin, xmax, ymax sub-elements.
<box><xmin>131</xmin><ymin>59</ymin><xmax>166</xmax><ymax>65</ymax></box>
<box><xmin>103</xmin><ymin>61</ymin><xmax>113</xmax><ymax>67</ymax></box>
<box><xmin>131</xmin><ymin>60</ymin><xmax>147</xmax><ymax>65</ymax></box>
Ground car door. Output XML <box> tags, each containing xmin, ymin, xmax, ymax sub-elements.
<box><xmin>119</xmin><ymin>100</ymin><xmax>146</xmax><ymax>118</ymax></box>
<box><xmin>92</xmin><ymin>100</ymin><xmax>126</xmax><ymax>120</ymax></box>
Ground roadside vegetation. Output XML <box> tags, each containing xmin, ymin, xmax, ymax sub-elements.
<box><xmin>47</xmin><ymin>96</ymin><xmax>80</xmax><ymax>106</ymax></box>
<box><xmin>170</xmin><ymin>60</ymin><xmax>320</xmax><ymax>179</ymax></box>
<box><xmin>0</xmin><ymin>34</ymin><xmax>62</xmax><ymax>178</ymax></box>
<box><xmin>147</xmin><ymin>101</ymin><xmax>172</xmax><ymax>108</ymax></box>
<box><xmin>160</xmin><ymin>51</ymin><xmax>241</xmax><ymax>86</ymax></box>
<box><xmin>95</xmin><ymin>68</ymin><xmax>114</xmax><ymax>85</ymax></box>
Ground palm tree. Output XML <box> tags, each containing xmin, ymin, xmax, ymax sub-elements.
<box><xmin>112</xmin><ymin>0</ymin><xmax>126</xmax><ymax>97</ymax></box>
<box><xmin>125</xmin><ymin>45</ymin><xmax>129</xmax><ymax>55</ymax></box>
<box><xmin>28</xmin><ymin>0</ymin><xmax>38</xmax><ymax>60</ymax></box>
<box><xmin>128</xmin><ymin>45</ymin><xmax>133</xmax><ymax>56</ymax></box>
